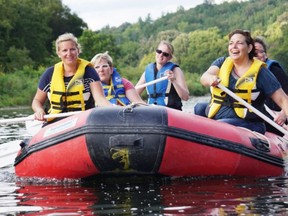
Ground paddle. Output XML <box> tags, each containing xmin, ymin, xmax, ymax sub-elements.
<box><xmin>0</xmin><ymin>76</ymin><xmax>168</xmax><ymax>125</ymax></box>
<box><xmin>264</xmin><ymin>104</ymin><xmax>278</xmax><ymax>119</ymax></box>
<box><xmin>0</xmin><ymin>76</ymin><xmax>170</xmax><ymax>167</ymax></box>
<box><xmin>264</xmin><ymin>104</ymin><xmax>288</xmax><ymax>129</ymax></box>
<box><xmin>0</xmin><ymin>112</ymin><xmax>81</xmax><ymax>168</ymax></box>
<box><xmin>0</xmin><ymin>112</ymin><xmax>82</xmax><ymax>167</ymax></box>
<box><xmin>0</xmin><ymin>75</ymin><xmax>170</xmax><ymax>166</ymax></box>
<box><xmin>0</xmin><ymin>75</ymin><xmax>168</xmax><ymax>142</ymax></box>
<box><xmin>0</xmin><ymin>111</ymin><xmax>82</xmax><ymax>124</ymax></box>
<box><xmin>0</xmin><ymin>140</ymin><xmax>23</xmax><ymax>168</ymax></box>
<box><xmin>217</xmin><ymin>83</ymin><xmax>288</xmax><ymax>136</ymax></box>
<box><xmin>135</xmin><ymin>75</ymin><xmax>168</xmax><ymax>89</ymax></box>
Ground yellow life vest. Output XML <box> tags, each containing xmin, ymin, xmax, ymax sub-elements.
<box><xmin>208</xmin><ymin>57</ymin><xmax>265</xmax><ymax>119</ymax></box>
<box><xmin>49</xmin><ymin>58</ymin><xmax>92</xmax><ymax>119</ymax></box>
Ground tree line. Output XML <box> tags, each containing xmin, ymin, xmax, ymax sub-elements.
<box><xmin>1</xmin><ymin>0</ymin><xmax>288</xmax><ymax>107</ymax></box>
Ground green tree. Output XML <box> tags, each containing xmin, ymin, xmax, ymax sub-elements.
<box><xmin>78</xmin><ymin>30</ymin><xmax>120</xmax><ymax>62</ymax></box>
<box><xmin>0</xmin><ymin>0</ymin><xmax>87</xmax><ymax>73</ymax></box>
<box><xmin>183</xmin><ymin>28</ymin><xmax>226</xmax><ymax>75</ymax></box>
<box><xmin>6</xmin><ymin>46</ymin><xmax>34</xmax><ymax>71</ymax></box>
<box><xmin>48</xmin><ymin>2</ymin><xmax>88</xmax><ymax>40</ymax></box>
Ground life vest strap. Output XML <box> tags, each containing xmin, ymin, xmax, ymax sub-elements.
<box><xmin>148</xmin><ymin>93</ymin><xmax>169</xmax><ymax>98</ymax></box>
<box><xmin>64</xmin><ymin>107</ymin><xmax>83</xmax><ymax>111</ymax></box>
<box><xmin>50</xmin><ymin>106</ymin><xmax>63</xmax><ymax>111</ymax></box>
<box><xmin>234</xmin><ymin>89</ymin><xmax>258</xmax><ymax>93</ymax></box>
<box><xmin>51</xmin><ymin>90</ymin><xmax>84</xmax><ymax>96</ymax></box>
<box><xmin>52</xmin><ymin>90</ymin><xmax>64</xmax><ymax>95</ymax></box>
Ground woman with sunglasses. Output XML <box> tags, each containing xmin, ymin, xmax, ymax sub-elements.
<box><xmin>91</xmin><ymin>51</ymin><xmax>145</xmax><ymax>106</ymax></box>
<box><xmin>135</xmin><ymin>40</ymin><xmax>189</xmax><ymax>110</ymax></box>
<box><xmin>195</xmin><ymin>29</ymin><xmax>288</xmax><ymax>134</ymax></box>
<box><xmin>32</xmin><ymin>33</ymin><xmax>112</xmax><ymax>123</ymax></box>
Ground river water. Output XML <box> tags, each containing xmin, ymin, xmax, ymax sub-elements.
<box><xmin>1</xmin><ymin>99</ymin><xmax>288</xmax><ymax>215</ymax></box>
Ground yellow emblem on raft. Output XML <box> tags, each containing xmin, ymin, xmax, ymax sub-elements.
<box><xmin>111</xmin><ymin>148</ymin><xmax>130</xmax><ymax>170</ymax></box>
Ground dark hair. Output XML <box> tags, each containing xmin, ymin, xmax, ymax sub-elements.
<box><xmin>254</xmin><ymin>37</ymin><xmax>267</xmax><ymax>53</ymax></box>
<box><xmin>228</xmin><ymin>29</ymin><xmax>255</xmax><ymax>60</ymax></box>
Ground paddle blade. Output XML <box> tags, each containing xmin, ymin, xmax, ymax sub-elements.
<box><xmin>25</xmin><ymin>119</ymin><xmax>43</xmax><ymax>136</ymax></box>
<box><xmin>0</xmin><ymin>140</ymin><xmax>21</xmax><ymax>168</ymax></box>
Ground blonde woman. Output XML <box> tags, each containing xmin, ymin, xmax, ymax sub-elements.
<box><xmin>135</xmin><ymin>41</ymin><xmax>189</xmax><ymax>110</ymax></box>
<box><xmin>91</xmin><ymin>51</ymin><xmax>145</xmax><ymax>106</ymax></box>
<box><xmin>32</xmin><ymin>33</ymin><xmax>111</xmax><ymax>123</ymax></box>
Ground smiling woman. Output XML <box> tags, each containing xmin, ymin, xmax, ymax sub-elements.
<box><xmin>31</xmin><ymin>33</ymin><xmax>112</xmax><ymax>124</ymax></box>
<box><xmin>195</xmin><ymin>29</ymin><xmax>288</xmax><ymax>135</ymax></box>
<box><xmin>156</xmin><ymin>49</ymin><xmax>171</xmax><ymax>58</ymax></box>
<box><xmin>135</xmin><ymin>40</ymin><xmax>189</xmax><ymax>110</ymax></box>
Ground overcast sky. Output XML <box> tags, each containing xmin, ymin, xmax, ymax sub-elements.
<box><xmin>62</xmin><ymin>0</ymin><xmax>225</xmax><ymax>30</ymax></box>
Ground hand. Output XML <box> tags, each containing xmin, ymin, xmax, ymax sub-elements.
<box><xmin>34</xmin><ymin>110</ymin><xmax>45</xmax><ymax>121</ymax></box>
<box><xmin>211</xmin><ymin>76</ymin><xmax>221</xmax><ymax>87</ymax></box>
<box><xmin>274</xmin><ymin>111</ymin><xmax>287</xmax><ymax>126</ymax></box>
<box><xmin>165</xmin><ymin>70</ymin><xmax>176</xmax><ymax>82</ymax></box>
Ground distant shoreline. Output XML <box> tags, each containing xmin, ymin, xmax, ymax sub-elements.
<box><xmin>0</xmin><ymin>96</ymin><xmax>210</xmax><ymax>114</ymax></box>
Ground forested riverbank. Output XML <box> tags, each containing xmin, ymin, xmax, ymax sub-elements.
<box><xmin>1</xmin><ymin>0</ymin><xmax>288</xmax><ymax>107</ymax></box>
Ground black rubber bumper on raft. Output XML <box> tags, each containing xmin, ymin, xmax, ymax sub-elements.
<box><xmin>85</xmin><ymin>106</ymin><xmax>168</xmax><ymax>173</ymax></box>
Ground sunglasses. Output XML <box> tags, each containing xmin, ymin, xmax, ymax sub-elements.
<box><xmin>156</xmin><ymin>49</ymin><xmax>170</xmax><ymax>58</ymax></box>
<box><xmin>255</xmin><ymin>49</ymin><xmax>265</xmax><ymax>54</ymax></box>
<box><xmin>94</xmin><ymin>64</ymin><xmax>110</xmax><ymax>70</ymax></box>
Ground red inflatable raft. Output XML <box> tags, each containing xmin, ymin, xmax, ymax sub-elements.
<box><xmin>14</xmin><ymin>105</ymin><xmax>288</xmax><ymax>179</ymax></box>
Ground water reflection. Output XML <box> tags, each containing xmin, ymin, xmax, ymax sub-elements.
<box><xmin>0</xmin><ymin>107</ymin><xmax>32</xmax><ymax>144</ymax></box>
<box><xmin>0</xmin><ymin>176</ymin><xmax>287</xmax><ymax>215</ymax></box>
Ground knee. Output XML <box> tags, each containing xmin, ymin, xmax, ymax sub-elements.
<box><xmin>194</xmin><ymin>103</ymin><xmax>208</xmax><ymax>117</ymax></box>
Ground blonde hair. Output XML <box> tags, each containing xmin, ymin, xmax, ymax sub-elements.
<box><xmin>158</xmin><ymin>40</ymin><xmax>174</xmax><ymax>57</ymax></box>
<box><xmin>91</xmin><ymin>51</ymin><xmax>113</xmax><ymax>66</ymax></box>
<box><xmin>55</xmin><ymin>33</ymin><xmax>82</xmax><ymax>54</ymax></box>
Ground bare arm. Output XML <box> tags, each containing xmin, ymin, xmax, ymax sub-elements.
<box><xmin>135</xmin><ymin>72</ymin><xmax>145</xmax><ymax>95</ymax></box>
<box><xmin>32</xmin><ymin>88</ymin><xmax>47</xmax><ymax>121</ymax></box>
<box><xmin>126</xmin><ymin>88</ymin><xmax>146</xmax><ymax>104</ymax></box>
<box><xmin>200</xmin><ymin>65</ymin><xmax>221</xmax><ymax>87</ymax></box>
<box><xmin>90</xmin><ymin>81</ymin><xmax>112</xmax><ymax>107</ymax></box>
<box><xmin>271</xmin><ymin>88</ymin><xmax>288</xmax><ymax>119</ymax></box>
<box><xmin>167</xmin><ymin>67</ymin><xmax>190</xmax><ymax>101</ymax></box>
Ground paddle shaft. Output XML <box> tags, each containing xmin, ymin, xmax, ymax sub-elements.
<box><xmin>135</xmin><ymin>76</ymin><xmax>168</xmax><ymax>90</ymax></box>
<box><xmin>264</xmin><ymin>104</ymin><xmax>288</xmax><ymax>128</ymax></box>
<box><xmin>0</xmin><ymin>76</ymin><xmax>168</xmax><ymax>124</ymax></box>
<box><xmin>218</xmin><ymin>84</ymin><xmax>288</xmax><ymax>136</ymax></box>
<box><xmin>0</xmin><ymin>111</ymin><xmax>81</xmax><ymax>124</ymax></box>
<box><xmin>264</xmin><ymin>104</ymin><xmax>277</xmax><ymax>118</ymax></box>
